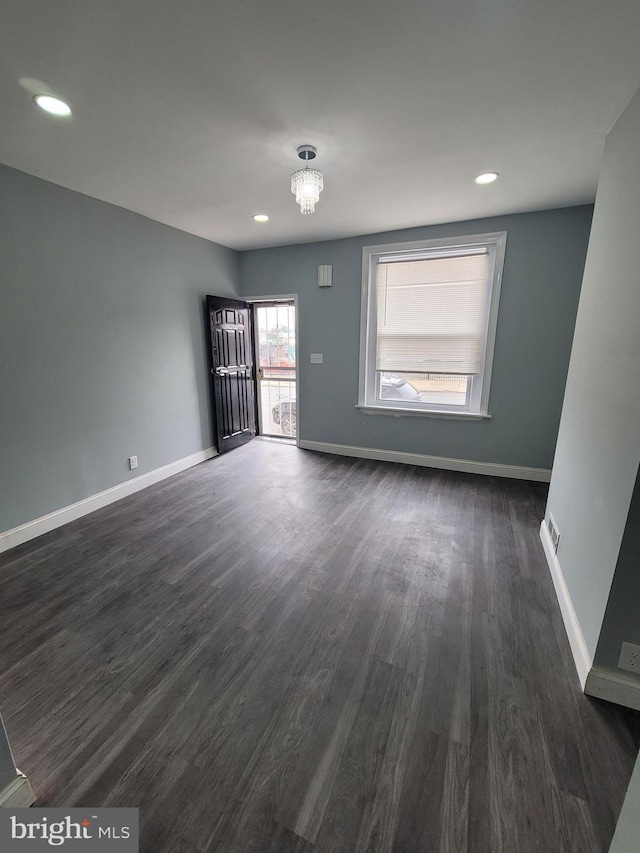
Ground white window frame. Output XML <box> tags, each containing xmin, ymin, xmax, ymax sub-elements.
<box><xmin>357</xmin><ymin>231</ymin><xmax>507</xmax><ymax>419</ymax></box>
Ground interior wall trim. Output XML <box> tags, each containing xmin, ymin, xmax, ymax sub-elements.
<box><xmin>585</xmin><ymin>666</ymin><xmax>640</xmax><ymax>712</ymax></box>
<box><xmin>299</xmin><ymin>439</ymin><xmax>551</xmax><ymax>482</ymax></box>
<box><xmin>539</xmin><ymin>520</ymin><xmax>592</xmax><ymax>689</ymax></box>
<box><xmin>0</xmin><ymin>773</ymin><xmax>36</xmax><ymax>809</ymax></box>
<box><xmin>0</xmin><ymin>447</ymin><xmax>216</xmax><ymax>554</ymax></box>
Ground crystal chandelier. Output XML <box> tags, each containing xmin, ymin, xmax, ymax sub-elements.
<box><xmin>291</xmin><ymin>145</ymin><xmax>324</xmax><ymax>214</ymax></box>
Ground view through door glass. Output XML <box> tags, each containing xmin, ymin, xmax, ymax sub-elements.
<box><xmin>256</xmin><ymin>303</ymin><xmax>296</xmax><ymax>438</ymax></box>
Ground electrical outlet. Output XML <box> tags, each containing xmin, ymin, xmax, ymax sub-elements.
<box><xmin>618</xmin><ymin>642</ymin><xmax>640</xmax><ymax>675</ymax></box>
<box><xmin>310</xmin><ymin>353</ymin><xmax>323</xmax><ymax>364</ymax></box>
<box><xmin>548</xmin><ymin>514</ymin><xmax>560</xmax><ymax>553</ymax></box>
<box><xmin>128</xmin><ymin>455</ymin><xmax>138</xmax><ymax>470</ymax></box>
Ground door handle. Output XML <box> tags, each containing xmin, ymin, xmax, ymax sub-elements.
<box><xmin>215</xmin><ymin>365</ymin><xmax>250</xmax><ymax>376</ymax></box>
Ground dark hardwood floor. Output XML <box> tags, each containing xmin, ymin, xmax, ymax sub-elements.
<box><xmin>0</xmin><ymin>440</ymin><xmax>638</xmax><ymax>852</ymax></box>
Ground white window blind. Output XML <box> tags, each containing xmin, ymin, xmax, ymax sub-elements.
<box><xmin>375</xmin><ymin>250</ymin><xmax>490</xmax><ymax>375</ymax></box>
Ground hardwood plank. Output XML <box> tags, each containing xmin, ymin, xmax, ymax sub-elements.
<box><xmin>352</xmin><ymin>587</ymin><xmax>435</xmax><ymax>852</ymax></box>
<box><xmin>439</xmin><ymin>739</ymin><xmax>469</xmax><ymax>853</ymax></box>
<box><xmin>312</xmin><ymin>656</ymin><xmax>404</xmax><ymax>853</ymax></box>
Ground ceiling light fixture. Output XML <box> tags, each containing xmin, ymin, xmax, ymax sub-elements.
<box><xmin>291</xmin><ymin>145</ymin><xmax>324</xmax><ymax>214</ymax></box>
<box><xmin>475</xmin><ymin>171</ymin><xmax>499</xmax><ymax>185</ymax></box>
<box><xmin>33</xmin><ymin>95</ymin><xmax>72</xmax><ymax>116</ymax></box>
<box><xmin>253</xmin><ymin>214</ymin><xmax>269</xmax><ymax>222</ymax></box>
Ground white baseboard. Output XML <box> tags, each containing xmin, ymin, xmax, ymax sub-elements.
<box><xmin>539</xmin><ymin>521</ymin><xmax>592</xmax><ymax>689</ymax></box>
<box><xmin>0</xmin><ymin>773</ymin><xmax>36</xmax><ymax>808</ymax></box>
<box><xmin>0</xmin><ymin>447</ymin><xmax>216</xmax><ymax>554</ymax></box>
<box><xmin>585</xmin><ymin>666</ymin><xmax>640</xmax><ymax>711</ymax></box>
<box><xmin>298</xmin><ymin>440</ymin><xmax>551</xmax><ymax>482</ymax></box>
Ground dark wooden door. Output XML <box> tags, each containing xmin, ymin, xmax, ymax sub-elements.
<box><xmin>207</xmin><ymin>295</ymin><xmax>256</xmax><ymax>454</ymax></box>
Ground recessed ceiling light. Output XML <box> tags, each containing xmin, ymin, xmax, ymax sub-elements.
<box><xmin>33</xmin><ymin>95</ymin><xmax>72</xmax><ymax>116</ymax></box>
<box><xmin>475</xmin><ymin>172</ymin><xmax>499</xmax><ymax>185</ymax></box>
<box><xmin>253</xmin><ymin>214</ymin><xmax>269</xmax><ymax>222</ymax></box>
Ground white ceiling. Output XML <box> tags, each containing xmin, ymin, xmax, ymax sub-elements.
<box><xmin>1</xmin><ymin>0</ymin><xmax>640</xmax><ymax>251</ymax></box>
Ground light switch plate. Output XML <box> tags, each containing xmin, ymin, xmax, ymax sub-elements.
<box><xmin>310</xmin><ymin>353</ymin><xmax>323</xmax><ymax>364</ymax></box>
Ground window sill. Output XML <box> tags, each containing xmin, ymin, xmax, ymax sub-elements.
<box><xmin>356</xmin><ymin>404</ymin><xmax>491</xmax><ymax>420</ymax></box>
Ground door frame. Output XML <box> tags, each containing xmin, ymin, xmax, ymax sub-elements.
<box><xmin>243</xmin><ymin>294</ymin><xmax>299</xmax><ymax>447</ymax></box>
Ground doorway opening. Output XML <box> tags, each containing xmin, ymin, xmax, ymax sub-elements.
<box><xmin>252</xmin><ymin>300</ymin><xmax>297</xmax><ymax>439</ymax></box>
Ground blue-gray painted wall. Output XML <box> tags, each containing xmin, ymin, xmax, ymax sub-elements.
<box><xmin>0</xmin><ymin>164</ymin><xmax>239</xmax><ymax>532</ymax></box>
<box><xmin>1</xmin><ymin>161</ymin><xmax>593</xmax><ymax>537</ymax></box>
<box><xmin>610</xmin><ymin>752</ymin><xmax>640</xmax><ymax>853</ymax></box>
<box><xmin>544</xmin><ymin>86</ymin><xmax>640</xmax><ymax>664</ymax></box>
<box><xmin>239</xmin><ymin>207</ymin><xmax>592</xmax><ymax>470</ymax></box>
<box><xmin>595</xmin><ymin>467</ymin><xmax>640</xmax><ymax>669</ymax></box>
<box><xmin>0</xmin><ymin>715</ymin><xmax>18</xmax><ymax>791</ymax></box>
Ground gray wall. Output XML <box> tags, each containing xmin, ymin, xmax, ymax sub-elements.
<box><xmin>0</xmin><ymin>165</ymin><xmax>595</xmax><ymax>536</ymax></box>
<box><xmin>609</xmin><ymin>752</ymin><xmax>640</xmax><ymax>853</ymax></box>
<box><xmin>595</xmin><ymin>467</ymin><xmax>640</xmax><ymax>669</ymax></box>
<box><xmin>0</xmin><ymin>164</ymin><xmax>239</xmax><ymax>533</ymax></box>
<box><xmin>544</xmin><ymin>87</ymin><xmax>640</xmax><ymax>663</ymax></box>
<box><xmin>240</xmin><ymin>207</ymin><xmax>592</xmax><ymax>470</ymax></box>
<box><xmin>0</xmin><ymin>715</ymin><xmax>18</xmax><ymax>791</ymax></box>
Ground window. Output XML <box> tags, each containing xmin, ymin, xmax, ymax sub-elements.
<box><xmin>358</xmin><ymin>232</ymin><xmax>506</xmax><ymax>417</ymax></box>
